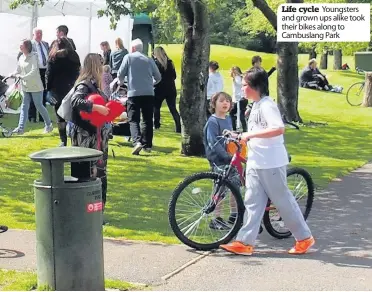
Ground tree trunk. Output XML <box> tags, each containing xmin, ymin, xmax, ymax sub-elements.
<box><xmin>320</xmin><ymin>52</ymin><xmax>328</xmax><ymax>69</ymax></box>
<box><xmin>252</xmin><ymin>0</ymin><xmax>303</xmax><ymax>123</ymax></box>
<box><xmin>333</xmin><ymin>49</ymin><xmax>342</xmax><ymax>70</ymax></box>
<box><xmin>362</xmin><ymin>72</ymin><xmax>372</xmax><ymax>107</ymax></box>
<box><xmin>176</xmin><ymin>0</ymin><xmax>210</xmax><ymax>156</ymax></box>
<box><xmin>276</xmin><ymin>42</ymin><xmax>302</xmax><ymax>123</ymax></box>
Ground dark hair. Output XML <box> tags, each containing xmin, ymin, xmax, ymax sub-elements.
<box><xmin>21</xmin><ymin>39</ymin><xmax>33</xmax><ymax>54</ymax></box>
<box><xmin>244</xmin><ymin>67</ymin><xmax>269</xmax><ymax>97</ymax></box>
<box><xmin>57</xmin><ymin>25</ymin><xmax>69</xmax><ymax>36</ymax></box>
<box><xmin>49</xmin><ymin>37</ymin><xmax>74</xmax><ymax>60</ymax></box>
<box><xmin>209</xmin><ymin>92</ymin><xmax>232</xmax><ymax>114</ymax></box>
<box><xmin>209</xmin><ymin>61</ymin><xmax>219</xmax><ymax>71</ymax></box>
<box><xmin>232</xmin><ymin>66</ymin><xmax>243</xmax><ymax>75</ymax></box>
<box><xmin>252</xmin><ymin>55</ymin><xmax>262</xmax><ymax>66</ymax></box>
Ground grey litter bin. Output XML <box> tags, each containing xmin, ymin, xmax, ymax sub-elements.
<box><xmin>29</xmin><ymin>147</ymin><xmax>104</xmax><ymax>291</ymax></box>
<box><xmin>354</xmin><ymin>52</ymin><xmax>372</xmax><ymax>71</ymax></box>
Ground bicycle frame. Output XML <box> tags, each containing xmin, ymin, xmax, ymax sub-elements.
<box><xmin>220</xmin><ymin>137</ymin><xmax>284</xmax><ymax>212</ymax></box>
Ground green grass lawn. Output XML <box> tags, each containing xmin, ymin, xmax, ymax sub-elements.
<box><xmin>0</xmin><ymin>269</ymin><xmax>146</xmax><ymax>291</ymax></box>
<box><xmin>0</xmin><ymin>44</ymin><xmax>371</xmax><ymax>244</ymax></box>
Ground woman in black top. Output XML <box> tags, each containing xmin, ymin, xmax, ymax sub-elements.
<box><xmin>46</xmin><ymin>37</ymin><xmax>81</xmax><ymax>146</ymax></box>
<box><xmin>153</xmin><ymin>46</ymin><xmax>181</xmax><ymax>133</ymax></box>
<box><xmin>100</xmin><ymin>41</ymin><xmax>111</xmax><ymax>66</ymax></box>
<box><xmin>70</xmin><ymin>53</ymin><xmax>111</xmax><ymax>220</ymax></box>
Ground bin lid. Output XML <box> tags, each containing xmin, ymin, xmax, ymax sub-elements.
<box><xmin>29</xmin><ymin>147</ymin><xmax>103</xmax><ymax>163</ymax></box>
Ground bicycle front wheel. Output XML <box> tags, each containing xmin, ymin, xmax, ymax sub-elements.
<box><xmin>346</xmin><ymin>82</ymin><xmax>364</xmax><ymax>106</ymax></box>
<box><xmin>168</xmin><ymin>172</ymin><xmax>245</xmax><ymax>251</ymax></box>
<box><xmin>263</xmin><ymin>167</ymin><xmax>314</xmax><ymax>239</ymax></box>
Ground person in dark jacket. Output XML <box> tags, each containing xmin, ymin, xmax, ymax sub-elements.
<box><xmin>110</xmin><ymin>38</ymin><xmax>128</xmax><ymax>79</ymax></box>
<box><xmin>55</xmin><ymin>25</ymin><xmax>76</xmax><ymax>50</ymax></box>
<box><xmin>46</xmin><ymin>37</ymin><xmax>81</xmax><ymax>146</ymax></box>
<box><xmin>152</xmin><ymin>46</ymin><xmax>181</xmax><ymax>133</ymax></box>
<box><xmin>100</xmin><ymin>41</ymin><xmax>111</xmax><ymax>66</ymax></box>
<box><xmin>70</xmin><ymin>53</ymin><xmax>111</xmax><ymax>223</ymax></box>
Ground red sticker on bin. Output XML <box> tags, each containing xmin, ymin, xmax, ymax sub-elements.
<box><xmin>87</xmin><ymin>202</ymin><xmax>103</xmax><ymax>213</ymax></box>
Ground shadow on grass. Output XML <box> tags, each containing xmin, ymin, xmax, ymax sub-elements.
<box><xmin>339</xmin><ymin>71</ymin><xmax>366</xmax><ymax>80</ymax></box>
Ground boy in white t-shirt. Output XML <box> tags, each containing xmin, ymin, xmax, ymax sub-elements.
<box><xmin>220</xmin><ymin>67</ymin><xmax>315</xmax><ymax>256</ymax></box>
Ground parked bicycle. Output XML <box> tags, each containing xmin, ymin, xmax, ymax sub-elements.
<box><xmin>168</xmin><ymin>129</ymin><xmax>314</xmax><ymax>251</ymax></box>
<box><xmin>346</xmin><ymin>67</ymin><xmax>365</xmax><ymax>106</ymax></box>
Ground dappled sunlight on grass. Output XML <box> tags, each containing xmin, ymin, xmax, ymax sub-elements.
<box><xmin>0</xmin><ymin>45</ymin><xmax>371</xmax><ymax>243</ymax></box>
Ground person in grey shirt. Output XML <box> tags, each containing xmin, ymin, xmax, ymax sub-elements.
<box><xmin>117</xmin><ymin>38</ymin><xmax>161</xmax><ymax>155</ymax></box>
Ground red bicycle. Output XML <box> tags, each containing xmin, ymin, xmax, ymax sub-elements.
<box><xmin>168</xmin><ymin>130</ymin><xmax>314</xmax><ymax>251</ymax></box>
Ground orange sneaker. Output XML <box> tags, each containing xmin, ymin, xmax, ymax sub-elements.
<box><xmin>288</xmin><ymin>236</ymin><xmax>315</xmax><ymax>255</ymax></box>
<box><xmin>220</xmin><ymin>241</ymin><xmax>253</xmax><ymax>255</ymax></box>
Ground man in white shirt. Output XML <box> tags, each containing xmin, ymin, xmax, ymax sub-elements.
<box><xmin>29</xmin><ymin>28</ymin><xmax>49</xmax><ymax>123</ymax></box>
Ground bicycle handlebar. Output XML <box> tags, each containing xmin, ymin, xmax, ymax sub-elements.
<box><xmin>1</xmin><ymin>76</ymin><xmax>20</xmax><ymax>83</ymax></box>
<box><xmin>214</xmin><ymin>130</ymin><xmax>244</xmax><ymax>153</ymax></box>
<box><xmin>356</xmin><ymin>67</ymin><xmax>366</xmax><ymax>74</ymax></box>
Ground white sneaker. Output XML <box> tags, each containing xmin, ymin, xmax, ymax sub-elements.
<box><xmin>12</xmin><ymin>127</ymin><xmax>24</xmax><ymax>135</ymax></box>
<box><xmin>43</xmin><ymin>124</ymin><xmax>53</xmax><ymax>134</ymax></box>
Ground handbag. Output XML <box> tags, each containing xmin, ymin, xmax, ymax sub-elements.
<box><xmin>57</xmin><ymin>80</ymin><xmax>97</xmax><ymax>122</ymax></box>
<box><xmin>57</xmin><ymin>87</ymin><xmax>75</xmax><ymax>121</ymax></box>
<box><xmin>6</xmin><ymin>83</ymin><xmax>22</xmax><ymax>110</ymax></box>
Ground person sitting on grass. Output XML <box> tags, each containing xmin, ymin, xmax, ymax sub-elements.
<box><xmin>300</xmin><ymin>59</ymin><xmax>343</xmax><ymax>93</ymax></box>
<box><xmin>203</xmin><ymin>92</ymin><xmax>239</xmax><ymax>230</ymax></box>
<box><xmin>220</xmin><ymin>67</ymin><xmax>315</xmax><ymax>255</ymax></box>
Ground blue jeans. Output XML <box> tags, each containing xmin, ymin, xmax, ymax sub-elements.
<box><xmin>18</xmin><ymin>91</ymin><xmax>51</xmax><ymax>130</ymax></box>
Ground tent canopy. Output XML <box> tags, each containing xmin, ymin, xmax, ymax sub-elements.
<box><xmin>0</xmin><ymin>0</ymin><xmax>133</xmax><ymax>76</ymax></box>
<box><xmin>133</xmin><ymin>13</ymin><xmax>152</xmax><ymax>26</ymax></box>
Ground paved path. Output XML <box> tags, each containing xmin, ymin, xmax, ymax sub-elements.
<box><xmin>1</xmin><ymin>163</ymin><xmax>372</xmax><ymax>290</ymax></box>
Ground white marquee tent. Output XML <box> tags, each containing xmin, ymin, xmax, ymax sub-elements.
<box><xmin>0</xmin><ymin>0</ymin><xmax>133</xmax><ymax>76</ymax></box>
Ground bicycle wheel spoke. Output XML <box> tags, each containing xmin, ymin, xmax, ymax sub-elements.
<box><xmin>169</xmin><ymin>173</ymin><xmax>243</xmax><ymax>250</ymax></box>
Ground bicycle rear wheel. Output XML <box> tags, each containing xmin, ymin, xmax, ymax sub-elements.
<box><xmin>263</xmin><ymin>167</ymin><xmax>314</xmax><ymax>239</ymax></box>
<box><xmin>168</xmin><ymin>172</ymin><xmax>245</xmax><ymax>251</ymax></box>
<box><xmin>346</xmin><ymin>82</ymin><xmax>364</xmax><ymax>106</ymax></box>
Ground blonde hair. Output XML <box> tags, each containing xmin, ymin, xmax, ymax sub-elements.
<box><xmin>103</xmin><ymin>65</ymin><xmax>111</xmax><ymax>73</ymax></box>
<box><xmin>115</xmin><ymin>38</ymin><xmax>124</xmax><ymax>50</ymax></box>
<box><xmin>153</xmin><ymin>46</ymin><xmax>168</xmax><ymax>70</ymax></box>
<box><xmin>309</xmin><ymin>58</ymin><xmax>317</xmax><ymax>66</ymax></box>
<box><xmin>76</xmin><ymin>53</ymin><xmax>103</xmax><ymax>89</ymax></box>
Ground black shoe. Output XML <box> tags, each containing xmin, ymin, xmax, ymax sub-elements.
<box><xmin>228</xmin><ymin>213</ymin><xmax>237</xmax><ymax>224</ymax></box>
<box><xmin>259</xmin><ymin>225</ymin><xmax>263</xmax><ymax>234</ymax></box>
<box><xmin>59</xmin><ymin>142</ymin><xmax>67</xmax><ymax>147</ymax></box>
<box><xmin>209</xmin><ymin>217</ymin><xmax>230</xmax><ymax>230</ymax></box>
